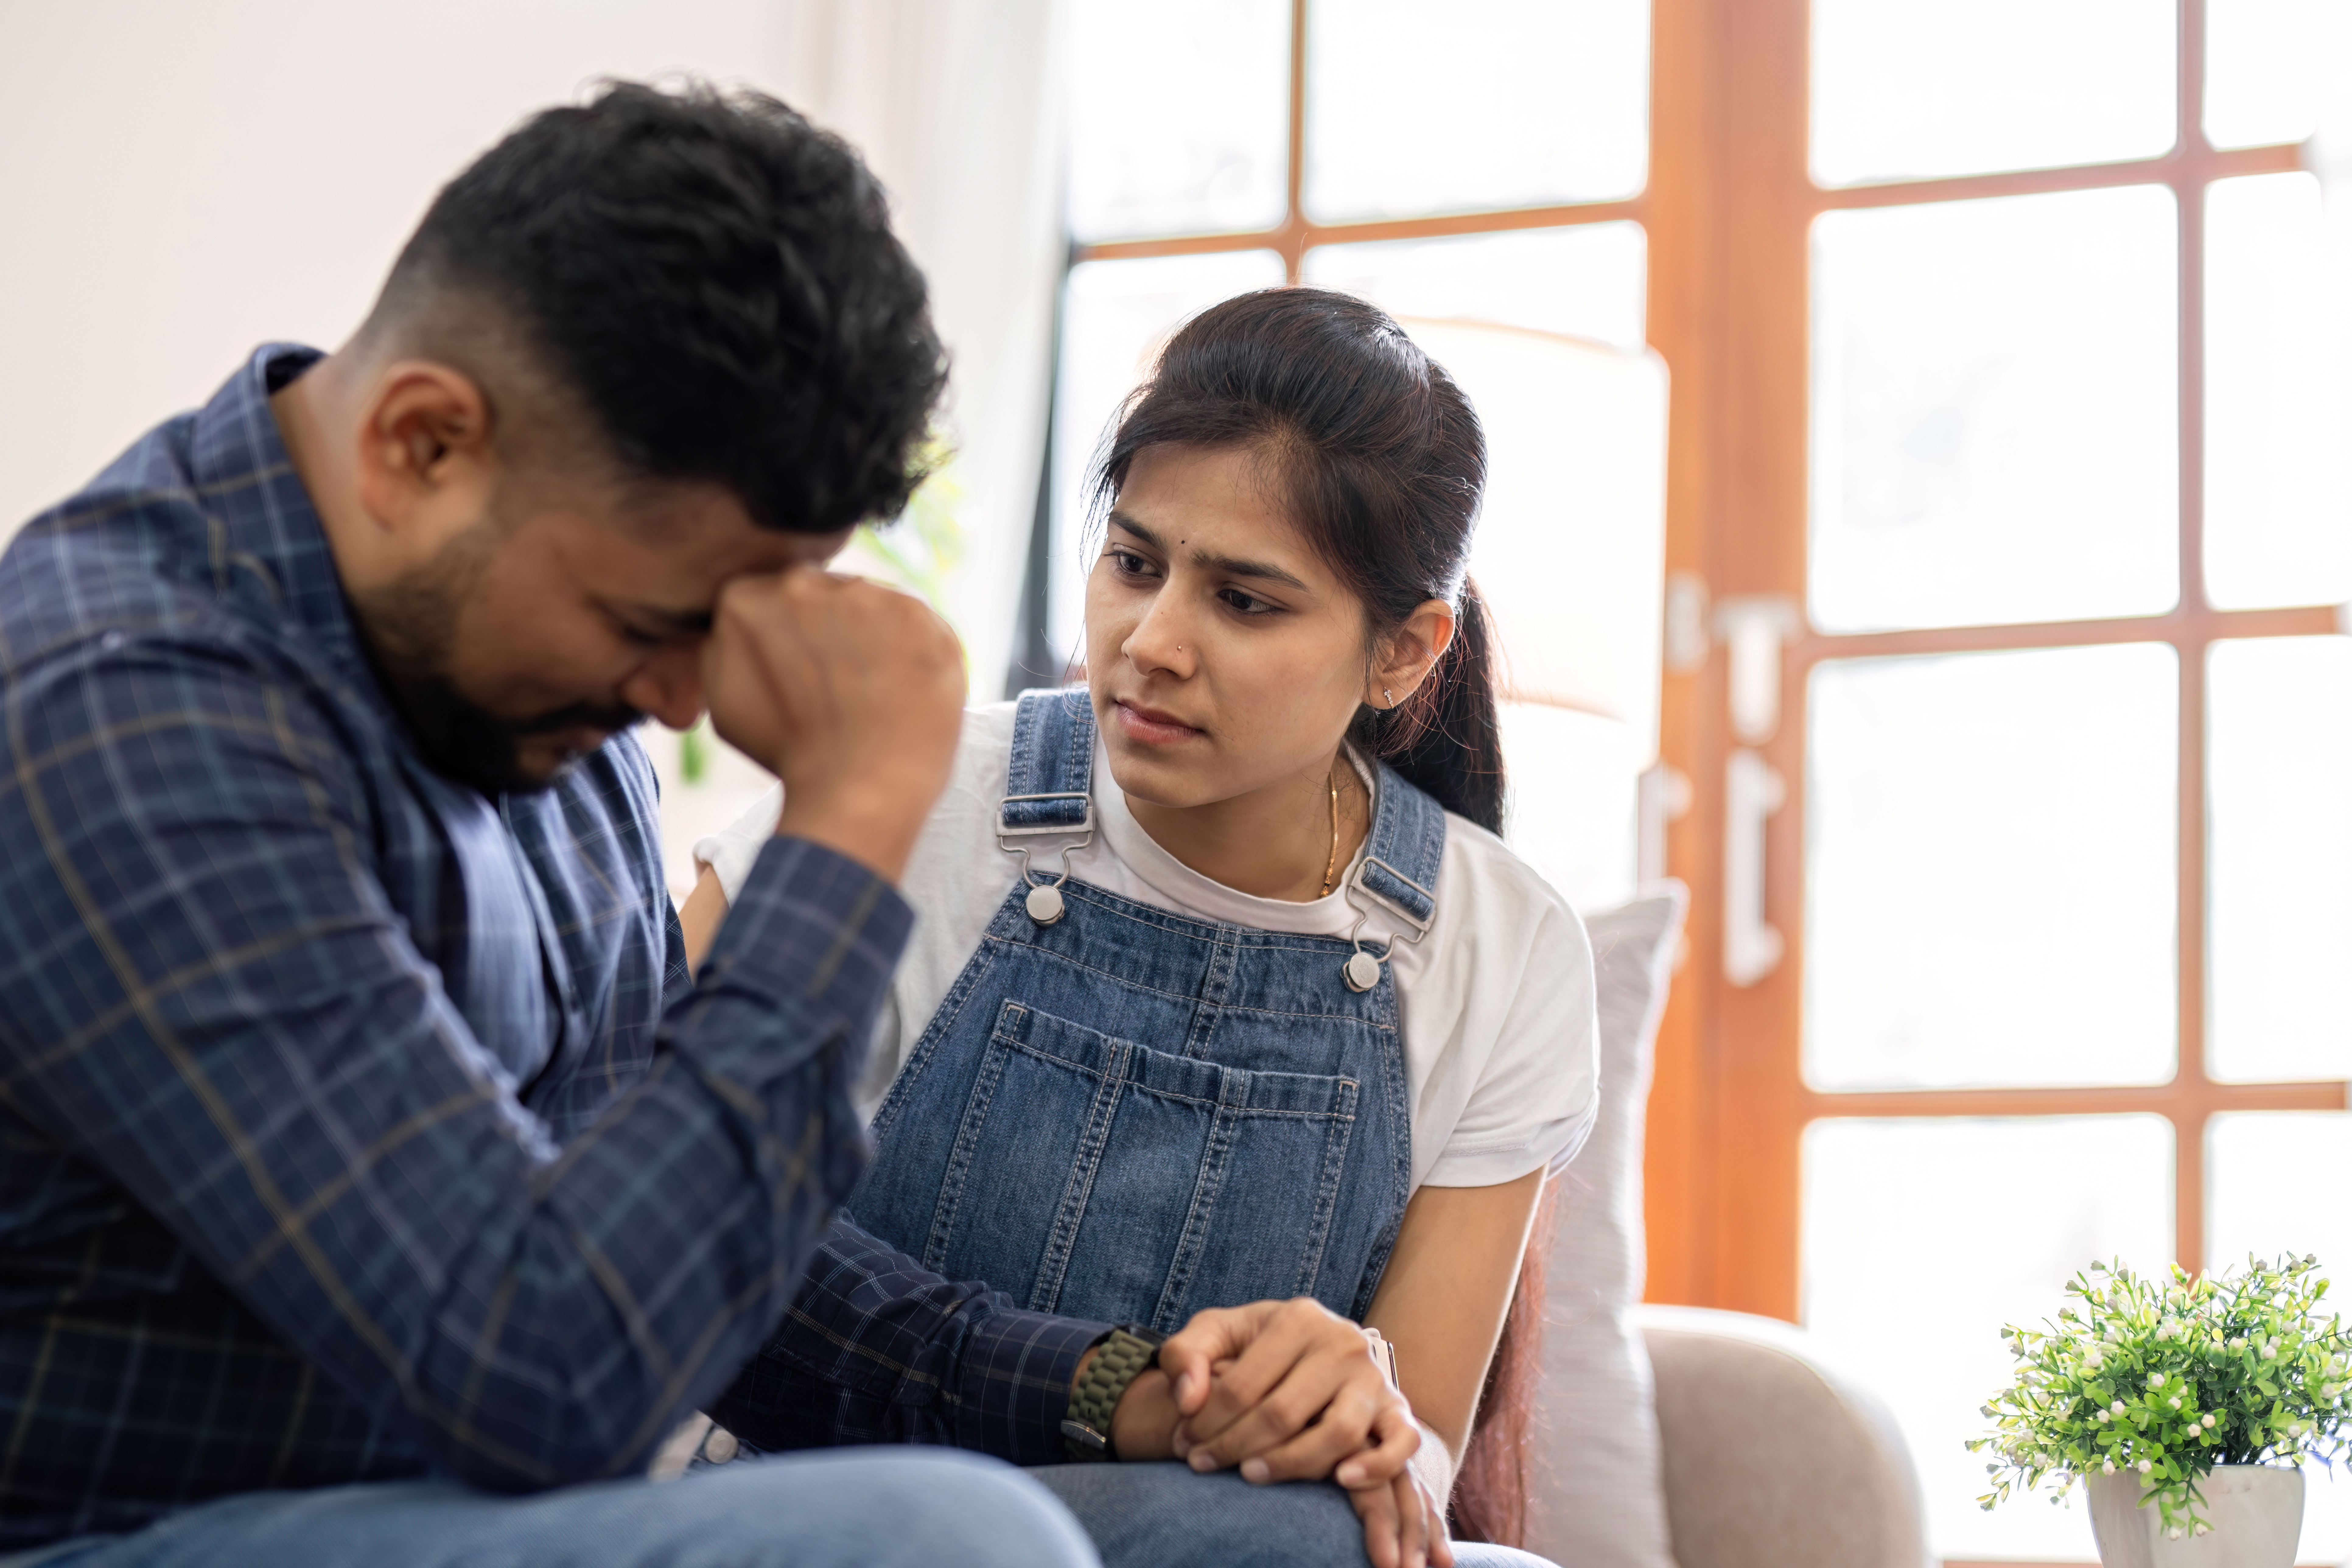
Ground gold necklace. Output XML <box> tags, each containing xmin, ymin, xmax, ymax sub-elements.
<box><xmin>1318</xmin><ymin>771</ymin><xmax>1341</xmax><ymax>897</ymax></box>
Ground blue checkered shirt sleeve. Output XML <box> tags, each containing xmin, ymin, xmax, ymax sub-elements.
<box><xmin>0</xmin><ymin>629</ymin><xmax>910</xmax><ymax>1490</ymax></box>
<box><xmin>716</xmin><ymin>1214</ymin><xmax>1111</xmax><ymax>1465</ymax></box>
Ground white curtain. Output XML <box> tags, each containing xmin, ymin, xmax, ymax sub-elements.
<box><xmin>772</xmin><ymin>0</ymin><xmax>1070</xmax><ymax>692</ymax></box>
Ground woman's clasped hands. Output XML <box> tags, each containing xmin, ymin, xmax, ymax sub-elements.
<box><xmin>1101</xmin><ymin>1298</ymin><xmax>1454</xmax><ymax>1568</ymax></box>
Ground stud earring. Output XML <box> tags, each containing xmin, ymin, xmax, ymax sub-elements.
<box><xmin>1384</xmin><ymin>688</ymin><xmax>1394</xmax><ymax>707</ymax></box>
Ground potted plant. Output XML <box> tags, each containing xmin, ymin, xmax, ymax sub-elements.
<box><xmin>1970</xmin><ymin>1255</ymin><xmax>2352</xmax><ymax>1567</ymax></box>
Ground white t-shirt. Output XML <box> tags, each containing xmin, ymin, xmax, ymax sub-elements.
<box><xmin>695</xmin><ymin>702</ymin><xmax>1599</xmax><ymax>1192</ymax></box>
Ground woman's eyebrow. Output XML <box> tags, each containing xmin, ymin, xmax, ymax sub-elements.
<box><xmin>1109</xmin><ymin>512</ymin><xmax>1310</xmax><ymax>592</ymax></box>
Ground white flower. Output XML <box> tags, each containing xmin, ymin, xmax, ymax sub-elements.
<box><xmin>2202</xmin><ymin>1413</ymin><xmax>2218</xmax><ymax>1429</ymax></box>
<box><xmin>2195</xmin><ymin>1523</ymin><xmax>2211</xmax><ymax>1536</ymax></box>
<box><xmin>2231</xmin><ymin>1337</ymin><xmax>2248</xmax><ymax>1349</ymax></box>
<box><xmin>2149</xmin><ymin>1372</ymin><xmax>2167</xmax><ymax>1388</ymax></box>
<box><xmin>2097</xmin><ymin>1410</ymin><xmax>2112</xmax><ymax>1423</ymax></box>
<box><xmin>2264</xmin><ymin>1344</ymin><xmax>2279</xmax><ymax>1360</ymax></box>
<box><xmin>2168</xmin><ymin>1398</ymin><xmax>2182</xmax><ymax>1410</ymax></box>
<box><xmin>2138</xmin><ymin>1459</ymin><xmax>2154</xmax><ymax>1474</ymax></box>
<box><xmin>2113</xmin><ymin>1401</ymin><xmax>2129</xmax><ymax>1416</ymax></box>
<box><xmin>2103</xmin><ymin>1459</ymin><xmax>2117</xmax><ymax>1474</ymax></box>
<box><xmin>2169</xmin><ymin>1528</ymin><xmax>2185</xmax><ymax>1540</ymax></box>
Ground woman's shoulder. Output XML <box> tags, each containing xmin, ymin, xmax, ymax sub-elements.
<box><xmin>1426</xmin><ymin>809</ymin><xmax>1595</xmax><ymax>975</ymax></box>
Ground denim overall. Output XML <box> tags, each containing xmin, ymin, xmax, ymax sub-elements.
<box><xmin>848</xmin><ymin>688</ymin><xmax>1446</xmax><ymax>1330</ymax></box>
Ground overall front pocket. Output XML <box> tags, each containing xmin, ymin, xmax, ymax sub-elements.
<box><xmin>895</xmin><ymin>1000</ymin><xmax>1360</xmax><ymax>1330</ymax></box>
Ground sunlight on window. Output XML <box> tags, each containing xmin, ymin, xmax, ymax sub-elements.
<box><xmin>1301</xmin><ymin>222</ymin><xmax>1648</xmax><ymax>352</ymax></box>
<box><xmin>2204</xmin><ymin>173</ymin><xmax>2352</xmax><ymax>609</ymax></box>
<box><xmin>1067</xmin><ymin>0</ymin><xmax>1290</xmax><ymax>242</ymax></box>
<box><xmin>1803</xmin><ymin>1115</ymin><xmax>2175</xmax><ymax>1562</ymax></box>
<box><xmin>1810</xmin><ymin>186</ymin><xmax>2179</xmax><ymax>633</ymax></box>
<box><xmin>1811</xmin><ymin>0</ymin><xmax>2175</xmax><ymax>186</ymax></box>
<box><xmin>2208</xmin><ymin>638</ymin><xmax>2352</xmax><ymax>1082</ymax></box>
<box><xmin>1805</xmin><ymin>644</ymin><xmax>2178</xmax><ymax>1091</ymax></box>
<box><xmin>2205</xmin><ymin>0</ymin><xmax>2336</xmax><ymax>149</ymax></box>
<box><xmin>1304</xmin><ymin>0</ymin><xmax>1649</xmax><ymax>222</ymax></box>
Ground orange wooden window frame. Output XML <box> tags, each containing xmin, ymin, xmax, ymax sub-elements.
<box><xmin>1072</xmin><ymin>0</ymin><xmax>2345</xmax><ymax>1335</ymax></box>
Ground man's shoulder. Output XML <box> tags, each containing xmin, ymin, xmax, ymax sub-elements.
<box><xmin>0</xmin><ymin>412</ymin><xmax>216</xmax><ymax>674</ymax></box>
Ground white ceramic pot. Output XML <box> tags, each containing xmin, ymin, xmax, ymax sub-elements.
<box><xmin>2086</xmin><ymin>1465</ymin><xmax>2304</xmax><ymax>1568</ymax></box>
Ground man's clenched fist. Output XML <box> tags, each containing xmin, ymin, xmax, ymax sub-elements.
<box><xmin>702</xmin><ymin>568</ymin><xmax>965</xmax><ymax>884</ymax></box>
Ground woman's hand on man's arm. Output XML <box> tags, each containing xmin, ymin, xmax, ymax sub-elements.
<box><xmin>1101</xmin><ymin>1297</ymin><xmax>1452</xmax><ymax>1568</ymax></box>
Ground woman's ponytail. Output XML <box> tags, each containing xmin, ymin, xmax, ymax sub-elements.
<box><xmin>1355</xmin><ymin>578</ymin><xmax>1507</xmax><ymax>836</ymax></box>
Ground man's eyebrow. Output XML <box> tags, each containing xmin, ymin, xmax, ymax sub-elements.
<box><xmin>1107</xmin><ymin>511</ymin><xmax>1311</xmax><ymax>593</ymax></box>
<box><xmin>609</xmin><ymin>600</ymin><xmax>715</xmax><ymax>635</ymax></box>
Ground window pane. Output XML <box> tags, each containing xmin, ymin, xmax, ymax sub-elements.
<box><xmin>1303</xmin><ymin>0</ymin><xmax>1648</xmax><ymax>222</ymax></box>
<box><xmin>1804</xmin><ymin>1116</ymin><xmax>2174</xmax><ymax>1562</ymax></box>
<box><xmin>1810</xmin><ymin>187</ymin><xmax>2179</xmax><ymax>633</ymax></box>
<box><xmin>1048</xmin><ymin>252</ymin><xmax>1289</xmax><ymax>655</ymax></box>
<box><xmin>1810</xmin><ymin>0</ymin><xmax>2175</xmax><ymax>185</ymax></box>
<box><xmin>2208</xmin><ymin>1112</ymin><xmax>2352</xmax><ymax>1564</ymax></box>
<box><xmin>1300</xmin><ymin>222</ymin><xmax>1647</xmax><ymax>352</ymax></box>
<box><xmin>2206</xmin><ymin>0</ymin><xmax>2336</xmax><ymax>149</ymax></box>
<box><xmin>2208</xmin><ymin>638</ymin><xmax>2352</xmax><ymax>1082</ymax></box>
<box><xmin>1805</xmin><ymin>645</ymin><xmax>2178</xmax><ymax>1090</ymax></box>
<box><xmin>2204</xmin><ymin>173</ymin><xmax>2352</xmax><ymax>609</ymax></box>
<box><xmin>1067</xmin><ymin>0</ymin><xmax>1289</xmax><ymax>241</ymax></box>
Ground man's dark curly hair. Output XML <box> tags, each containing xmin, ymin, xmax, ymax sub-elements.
<box><xmin>381</xmin><ymin>79</ymin><xmax>946</xmax><ymax>534</ymax></box>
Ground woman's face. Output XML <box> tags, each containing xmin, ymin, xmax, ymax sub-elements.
<box><xmin>1084</xmin><ymin>443</ymin><xmax>1374</xmax><ymax>811</ymax></box>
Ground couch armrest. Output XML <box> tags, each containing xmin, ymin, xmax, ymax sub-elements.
<box><xmin>1636</xmin><ymin>1304</ymin><xmax>1931</xmax><ymax>1568</ymax></box>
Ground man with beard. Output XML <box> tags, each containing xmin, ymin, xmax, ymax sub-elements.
<box><xmin>0</xmin><ymin>83</ymin><xmax>1098</xmax><ymax>1568</ymax></box>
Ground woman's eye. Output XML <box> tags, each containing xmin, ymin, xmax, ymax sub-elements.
<box><xmin>1219</xmin><ymin>587</ymin><xmax>1277</xmax><ymax>616</ymax></box>
<box><xmin>1108</xmin><ymin>548</ymin><xmax>1159</xmax><ymax>579</ymax></box>
<box><xmin>615</xmin><ymin>622</ymin><xmax>665</xmax><ymax>649</ymax></box>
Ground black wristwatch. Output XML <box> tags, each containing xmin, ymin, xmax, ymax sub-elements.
<box><xmin>1061</xmin><ymin>1325</ymin><xmax>1169</xmax><ymax>1461</ymax></box>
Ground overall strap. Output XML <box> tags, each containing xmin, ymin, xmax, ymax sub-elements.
<box><xmin>1338</xmin><ymin>761</ymin><xmax>1448</xmax><ymax>990</ymax></box>
<box><xmin>1000</xmin><ymin>689</ymin><xmax>1096</xmax><ymax>926</ymax></box>
<box><xmin>1002</xmin><ymin>688</ymin><xmax>1096</xmax><ymax>831</ymax></box>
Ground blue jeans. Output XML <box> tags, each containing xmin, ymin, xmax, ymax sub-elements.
<box><xmin>34</xmin><ymin>1450</ymin><xmax>1095</xmax><ymax>1568</ymax></box>
<box><xmin>1028</xmin><ymin>1463</ymin><xmax>1562</xmax><ymax>1568</ymax></box>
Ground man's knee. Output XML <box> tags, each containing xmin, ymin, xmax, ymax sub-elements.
<box><xmin>702</xmin><ymin>1450</ymin><xmax>1098</xmax><ymax>1568</ymax></box>
<box><xmin>1026</xmin><ymin>1463</ymin><xmax>1367</xmax><ymax>1568</ymax></box>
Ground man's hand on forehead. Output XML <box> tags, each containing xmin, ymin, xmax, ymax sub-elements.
<box><xmin>701</xmin><ymin>566</ymin><xmax>965</xmax><ymax>885</ymax></box>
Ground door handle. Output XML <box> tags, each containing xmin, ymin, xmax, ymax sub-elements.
<box><xmin>1724</xmin><ymin>747</ymin><xmax>1786</xmax><ymax>987</ymax></box>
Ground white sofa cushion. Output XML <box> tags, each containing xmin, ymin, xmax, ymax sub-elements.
<box><xmin>1523</xmin><ymin>883</ymin><xmax>1687</xmax><ymax>1568</ymax></box>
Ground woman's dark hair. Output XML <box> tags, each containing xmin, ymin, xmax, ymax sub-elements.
<box><xmin>378</xmin><ymin>79</ymin><xmax>946</xmax><ymax>534</ymax></box>
<box><xmin>1093</xmin><ymin>287</ymin><xmax>1507</xmax><ymax>832</ymax></box>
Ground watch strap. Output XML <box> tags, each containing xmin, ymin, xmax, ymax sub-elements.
<box><xmin>1061</xmin><ymin>1325</ymin><xmax>1166</xmax><ymax>1461</ymax></box>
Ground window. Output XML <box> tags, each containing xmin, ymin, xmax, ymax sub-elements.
<box><xmin>1640</xmin><ymin>0</ymin><xmax>2350</xmax><ymax>1560</ymax></box>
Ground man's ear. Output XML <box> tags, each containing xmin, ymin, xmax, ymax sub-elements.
<box><xmin>1368</xmin><ymin>598</ymin><xmax>1458</xmax><ymax>708</ymax></box>
<box><xmin>351</xmin><ymin>361</ymin><xmax>499</xmax><ymax>563</ymax></box>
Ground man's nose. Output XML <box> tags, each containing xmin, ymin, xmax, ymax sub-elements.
<box><xmin>619</xmin><ymin>641</ymin><xmax>706</xmax><ymax>732</ymax></box>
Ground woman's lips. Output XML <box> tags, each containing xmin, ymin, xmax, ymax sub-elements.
<box><xmin>1113</xmin><ymin>700</ymin><xmax>1201</xmax><ymax>746</ymax></box>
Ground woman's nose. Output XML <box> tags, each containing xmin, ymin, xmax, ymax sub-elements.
<box><xmin>1122</xmin><ymin>595</ymin><xmax>1198</xmax><ymax>678</ymax></box>
<box><xmin>619</xmin><ymin>641</ymin><xmax>707</xmax><ymax>731</ymax></box>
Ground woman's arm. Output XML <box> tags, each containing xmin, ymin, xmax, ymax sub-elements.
<box><xmin>679</xmin><ymin>862</ymin><xmax>729</xmax><ymax>972</ymax></box>
<box><xmin>1365</xmin><ymin>1166</ymin><xmax>1547</xmax><ymax>1495</ymax></box>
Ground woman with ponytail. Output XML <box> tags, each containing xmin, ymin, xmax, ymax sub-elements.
<box><xmin>685</xmin><ymin>289</ymin><xmax>1595</xmax><ymax>1568</ymax></box>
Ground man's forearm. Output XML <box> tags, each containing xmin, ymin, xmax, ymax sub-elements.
<box><xmin>712</xmin><ymin>1215</ymin><xmax>1110</xmax><ymax>1465</ymax></box>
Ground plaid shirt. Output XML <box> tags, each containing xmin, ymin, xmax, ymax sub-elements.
<box><xmin>0</xmin><ymin>348</ymin><xmax>1105</xmax><ymax>1548</ymax></box>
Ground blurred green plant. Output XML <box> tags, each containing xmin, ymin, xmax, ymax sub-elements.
<box><xmin>1969</xmin><ymin>1254</ymin><xmax>2352</xmax><ymax>1538</ymax></box>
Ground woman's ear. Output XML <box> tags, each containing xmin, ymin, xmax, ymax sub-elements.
<box><xmin>1367</xmin><ymin>598</ymin><xmax>1458</xmax><ymax>708</ymax></box>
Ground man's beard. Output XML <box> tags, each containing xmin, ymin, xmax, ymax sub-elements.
<box><xmin>350</xmin><ymin>525</ymin><xmax>642</xmax><ymax>797</ymax></box>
